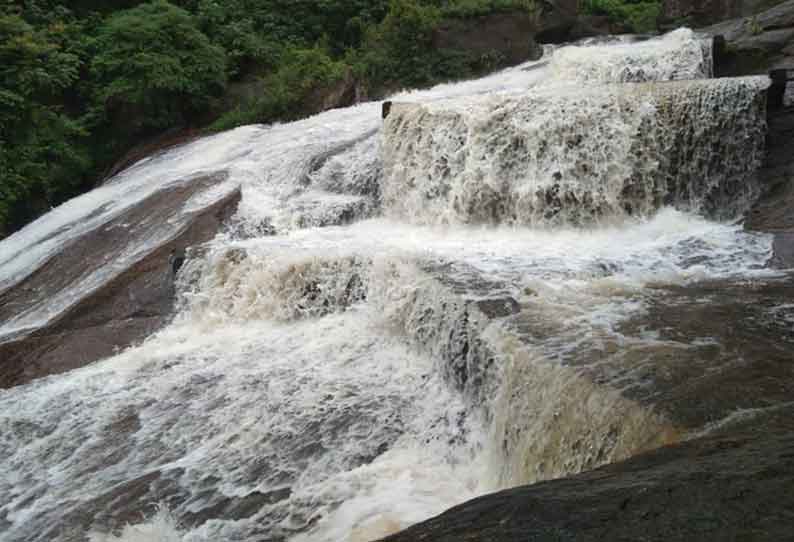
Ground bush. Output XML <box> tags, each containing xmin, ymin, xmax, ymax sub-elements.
<box><xmin>583</xmin><ymin>0</ymin><xmax>660</xmax><ymax>33</ymax></box>
<box><xmin>209</xmin><ymin>46</ymin><xmax>347</xmax><ymax>131</ymax></box>
<box><xmin>91</xmin><ymin>0</ymin><xmax>227</xmax><ymax>133</ymax></box>
<box><xmin>0</xmin><ymin>11</ymin><xmax>89</xmax><ymax>233</ymax></box>
<box><xmin>351</xmin><ymin>0</ymin><xmax>442</xmax><ymax>89</ymax></box>
<box><xmin>436</xmin><ymin>0</ymin><xmax>538</xmax><ymax>18</ymax></box>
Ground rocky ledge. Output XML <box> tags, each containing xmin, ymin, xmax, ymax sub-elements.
<box><xmin>708</xmin><ymin>0</ymin><xmax>794</xmax><ymax>77</ymax></box>
<box><xmin>747</xmin><ymin>102</ymin><xmax>794</xmax><ymax>266</ymax></box>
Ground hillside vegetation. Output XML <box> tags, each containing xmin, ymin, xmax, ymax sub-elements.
<box><xmin>0</xmin><ymin>0</ymin><xmax>659</xmax><ymax>237</ymax></box>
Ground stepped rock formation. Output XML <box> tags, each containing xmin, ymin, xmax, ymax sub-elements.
<box><xmin>374</xmin><ymin>25</ymin><xmax>794</xmax><ymax>542</ymax></box>
<box><xmin>1</xmin><ymin>27</ymin><xmax>793</xmax><ymax>542</ymax></box>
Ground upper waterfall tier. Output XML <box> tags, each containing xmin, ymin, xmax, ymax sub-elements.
<box><xmin>382</xmin><ymin>76</ymin><xmax>770</xmax><ymax>227</ymax></box>
<box><xmin>548</xmin><ymin>28</ymin><xmax>713</xmax><ymax>83</ymax></box>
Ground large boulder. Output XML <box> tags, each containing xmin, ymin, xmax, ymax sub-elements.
<box><xmin>661</xmin><ymin>0</ymin><xmax>789</xmax><ymax>27</ymax></box>
<box><xmin>0</xmin><ymin>173</ymin><xmax>240</xmax><ymax>389</ymax></box>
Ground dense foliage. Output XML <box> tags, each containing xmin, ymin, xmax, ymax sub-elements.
<box><xmin>582</xmin><ymin>0</ymin><xmax>661</xmax><ymax>33</ymax></box>
<box><xmin>0</xmin><ymin>0</ymin><xmax>659</xmax><ymax>237</ymax></box>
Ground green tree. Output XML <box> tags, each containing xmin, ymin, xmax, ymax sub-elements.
<box><xmin>354</xmin><ymin>0</ymin><xmax>442</xmax><ymax>88</ymax></box>
<box><xmin>582</xmin><ymin>0</ymin><xmax>661</xmax><ymax>33</ymax></box>
<box><xmin>0</xmin><ymin>11</ymin><xmax>89</xmax><ymax>234</ymax></box>
<box><xmin>90</xmin><ymin>0</ymin><xmax>227</xmax><ymax>134</ymax></box>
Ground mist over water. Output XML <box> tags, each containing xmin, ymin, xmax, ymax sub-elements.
<box><xmin>0</xmin><ymin>29</ymin><xmax>777</xmax><ymax>542</ymax></box>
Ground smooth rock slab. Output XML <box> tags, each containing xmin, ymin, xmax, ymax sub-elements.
<box><xmin>0</xmin><ymin>173</ymin><xmax>240</xmax><ymax>388</ymax></box>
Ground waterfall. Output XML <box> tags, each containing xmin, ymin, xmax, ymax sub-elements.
<box><xmin>0</xmin><ymin>28</ymin><xmax>777</xmax><ymax>542</ymax></box>
<box><xmin>382</xmin><ymin>77</ymin><xmax>768</xmax><ymax>226</ymax></box>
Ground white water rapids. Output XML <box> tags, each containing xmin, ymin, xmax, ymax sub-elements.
<box><xmin>0</xmin><ymin>29</ymin><xmax>778</xmax><ymax>542</ymax></box>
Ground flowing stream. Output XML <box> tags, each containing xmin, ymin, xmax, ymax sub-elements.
<box><xmin>0</xmin><ymin>29</ymin><xmax>778</xmax><ymax>542</ymax></box>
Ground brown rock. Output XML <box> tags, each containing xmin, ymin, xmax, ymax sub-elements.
<box><xmin>433</xmin><ymin>11</ymin><xmax>545</xmax><ymax>65</ymax></box>
<box><xmin>305</xmin><ymin>67</ymin><xmax>364</xmax><ymax>114</ymax></box>
<box><xmin>431</xmin><ymin>4</ymin><xmax>602</xmax><ymax>69</ymax></box>
<box><xmin>0</xmin><ymin>173</ymin><xmax>240</xmax><ymax>389</ymax></box>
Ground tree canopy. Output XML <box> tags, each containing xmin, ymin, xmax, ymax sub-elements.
<box><xmin>0</xmin><ymin>0</ymin><xmax>660</xmax><ymax>237</ymax></box>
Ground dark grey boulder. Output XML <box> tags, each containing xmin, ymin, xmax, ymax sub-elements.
<box><xmin>706</xmin><ymin>0</ymin><xmax>794</xmax><ymax>75</ymax></box>
<box><xmin>381</xmin><ymin>402</ymin><xmax>794</xmax><ymax>542</ymax></box>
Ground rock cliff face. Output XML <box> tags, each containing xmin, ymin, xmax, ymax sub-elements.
<box><xmin>747</xmin><ymin>102</ymin><xmax>794</xmax><ymax>266</ymax></box>
<box><xmin>661</xmin><ymin>0</ymin><xmax>788</xmax><ymax>27</ymax></box>
<box><xmin>707</xmin><ymin>0</ymin><xmax>794</xmax><ymax>75</ymax></box>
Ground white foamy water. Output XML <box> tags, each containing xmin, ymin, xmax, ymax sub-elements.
<box><xmin>188</xmin><ymin>208</ymin><xmax>773</xmax><ymax>313</ymax></box>
<box><xmin>549</xmin><ymin>28</ymin><xmax>713</xmax><ymax>83</ymax></box>
<box><xmin>0</xmin><ymin>28</ymin><xmax>779</xmax><ymax>542</ymax></box>
<box><xmin>0</xmin><ymin>309</ymin><xmax>485</xmax><ymax>542</ymax></box>
<box><xmin>382</xmin><ymin>76</ymin><xmax>769</xmax><ymax>226</ymax></box>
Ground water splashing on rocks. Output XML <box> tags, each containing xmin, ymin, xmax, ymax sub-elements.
<box><xmin>0</xmin><ymin>28</ymin><xmax>778</xmax><ymax>542</ymax></box>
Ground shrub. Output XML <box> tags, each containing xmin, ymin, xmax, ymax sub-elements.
<box><xmin>583</xmin><ymin>0</ymin><xmax>661</xmax><ymax>33</ymax></box>
<box><xmin>209</xmin><ymin>46</ymin><xmax>346</xmax><ymax>131</ymax></box>
<box><xmin>0</xmin><ymin>11</ymin><xmax>89</xmax><ymax>233</ymax></box>
<box><xmin>91</xmin><ymin>0</ymin><xmax>227</xmax><ymax>133</ymax></box>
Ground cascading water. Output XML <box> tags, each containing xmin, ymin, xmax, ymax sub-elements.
<box><xmin>382</xmin><ymin>77</ymin><xmax>768</xmax><ymax>226</ymax></box>
<box><xmin>0</xmin><ymin>29</ymin><xmax>778</xmax><ymax>542</ymax></box>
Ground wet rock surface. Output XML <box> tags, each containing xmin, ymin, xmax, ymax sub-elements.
<box><xmin>382</xmin><ymin>402</ymin><xmax>794</xmax><ymax>542</ymax></box>
<box><xmin>747</xmin><ymin>103</ymin><xmax>794</xmax><ymax>266</ymax></box>
<box><xmin>617</xmin><ymin>279</ymin><xmax>794</xmax><ymax>427</ymax></box>
<box><xmin>498</xmin><ymin>275</ymin><xmax>794</xmax><ymax>429</ymax></box>
<box><xmin>0</xmin><ymin>173</ymin><xmax>240</xmax><ymax>389</ymax></box>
